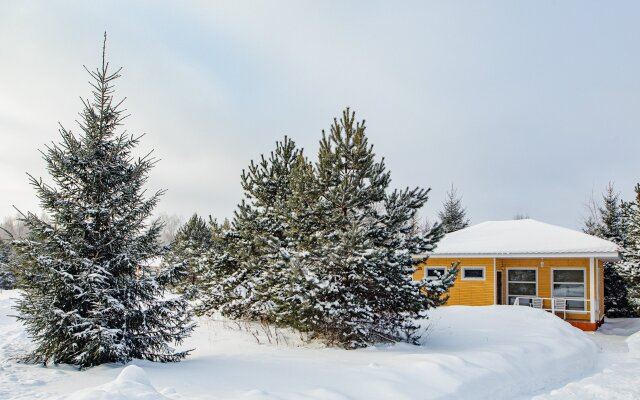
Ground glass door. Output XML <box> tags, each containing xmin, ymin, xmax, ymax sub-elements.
<box><xmin>507</xmin><ymin>269</ymin><xmax>537</xmax><ymax>306</ymax></box>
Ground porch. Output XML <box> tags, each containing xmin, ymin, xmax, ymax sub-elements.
<box><xmin>495</xmin><ymin>258</ymin><xmax>604</xmax><ymax>331</ymax></box>
<box><xmin>512</xmin><ymin>296</ymin><xmax>602</xmax><ymax>331</ymax></box>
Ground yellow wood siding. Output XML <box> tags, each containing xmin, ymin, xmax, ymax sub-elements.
<box><xmin>415</xmin><ymin>256</ymin><xmax>605</xmax><ymax>323</ymax></box>
<box><xmin>419</xmin><ymin>258</ymin><xmax>495</xmax><ymax>306</ymax></box>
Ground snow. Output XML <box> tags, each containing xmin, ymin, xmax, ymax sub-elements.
<box><xmin>423</xmin><ymin>219</ymin><xmax>620</xmax><ymax>258</ymax></box>
<box><xmin>0</xmin><ymin>289</ymin><xmax>621</xmax><ymax>399</ymax></box>
<box><xmin>532</xmin><ymin>318</ymin><xmax>640</xmax><ymax>400</ymax></box>
<box><xmin>65</xmin><ymin>366</ymin><xmax>168</xmax><ymax>400</ymax></box>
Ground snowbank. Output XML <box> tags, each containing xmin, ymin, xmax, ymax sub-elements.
<box><xmin>0</xmin><ymin>290</ymin><xmax>599</xmax><ymax>400</ymax></box>
<box><xmin>532</xmin><ymin>317</ymin><xmax>640</xmax><ymax>399</ymax></box>
<box><xmin>65</xmin><ymin>366</ymin><xmax>167</xmax><ymax>400</ymax></box>
<box><xmin>627</xmin><ymin>331</ymin><xmax>640</xmax><ymax>357</ymax></box>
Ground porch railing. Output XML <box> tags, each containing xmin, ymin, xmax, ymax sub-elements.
<box><xmin>513</xmin><ymin>296</ymin><xmax>590</xmax><ymax>315</ymax></box>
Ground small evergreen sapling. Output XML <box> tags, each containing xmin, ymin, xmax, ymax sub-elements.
<box><xmin>437</xmin><ymin>185</ymin><xmax>470</xmax><ymax>233</ymax></box>
<box><xmin>11</xmin><ymin>37</ymin><xmax>194</xmax><ymax>368</ymax></box>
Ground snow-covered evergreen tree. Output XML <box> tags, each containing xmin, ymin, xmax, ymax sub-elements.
<box><xmin>437</xmin><ymin>185</ymin><xmax>470</xmax><ymax>233</ymax></box>
<box><xmin>583</xmin><ymin>183</ymin><xmax>634</xmax><ymax>317</ymax></box>
<box><xmin>11</xmin><ymin>37</ymin><xmax>194</xmax><ymax>368</ymax></box>
<box><xmin>298</xmin><ymin>109</ymin><xmax>457</xmax><ymax>348</ymax></box>
<box><xmin>192</xmin><ymin>218</ymin><xmax>238</xmax><ymax>316</ymax></box>
<box><xmin>0</xmin><ymin>240</ymin><xmax>16</xmax><ymax>289</ymax></box>
<box><xmin>619</xmin><ymin>184</ymin><xmax>640</xmax><ymax>315</ymax></box>
<box><xmin>196</xmin><ymin>137</ymin><xmax>303</xmax><ymax>322</ymax></box>
<box><xmin>196</xmin><ymin>110</ymin><xmax>457</xmax><ymax>348</ymax></box>
<box><xmin>166</xmin><ymin>214</ymin><xmax>213</xmax><ymax>293</ymax></box>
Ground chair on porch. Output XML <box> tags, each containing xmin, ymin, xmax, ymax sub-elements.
<box><xmin>553</xmin><ymin>298</ymin><xmax>567</xmax><ymax>320</ymax></box>
<box><xmin>531</xmin><ymin>297</ymin><xmax>543</xmax><ymax>310</ymax></box>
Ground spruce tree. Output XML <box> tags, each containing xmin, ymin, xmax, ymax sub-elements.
<box><xmin>583</xmin><ymin>183</ymin><xmax>634</xmax><ymax>317</ymax></box>
<box><xmin>166</xmin><ymin>213</ymin><xmax>213</xmax><ymax>293</ymax></box>
<box><xmin>11</xmin><ymin>37</ymin><xmax>194</xmax><ymax>368</ymax></box>
<box><xmin>437</xmin><ymin>185</ymin><xmax>470</xmax><ymax>233</ymax></box>
<box><xmin>619</xmin><ymin>184</ymin><xmax>640</xmax><ymax>315</ymax></box>
<box><xmin>300</xmin><ymin>109</ymin><xmax>457</xmax><ymax>348</ymax></box>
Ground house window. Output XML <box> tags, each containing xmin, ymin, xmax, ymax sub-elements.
<box><xmin>425</xmin><ymin>267</ymin><xmax>446</xmax><ymax>280</ymax></box>
<box><xmin>462</xmin><ymin>267</ymin><xmax>485</xmax><ymax>280</ymax></box>
<box><xmin>552</xmin><ymin>269</ymin><xmax>586</xmax><ymax>311</ymax></box>
<box><xmin>507</xmin><ymin>269</ymin><xmax>537</xmax><ymax>306</ymax></box>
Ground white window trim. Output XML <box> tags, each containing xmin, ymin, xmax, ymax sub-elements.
<box><xmin>550</xmin><ymin>267</ymin><xmax>588</xmax><ymax>313</ymax></box>
<box><xmin>461</xmin><ymin>266</ymin><xmax>486</xmax><ymax>281</ymax></box>
<box><xmin>424</xmin><ymin>266</ymin><xmax>448</xmax><ymax>280</ymax></box>
<box><xmin>506</xmin><ymin>267</ymin><xmax>538</xmax><ymax>305</ymax></box>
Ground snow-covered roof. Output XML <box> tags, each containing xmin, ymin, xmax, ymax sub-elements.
<box><xmin>423</xmin><ymin>219</ymin><xmax>620</xmax><ymax>260</ymax></box>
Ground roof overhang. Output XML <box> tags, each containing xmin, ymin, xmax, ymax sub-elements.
<box><xmin>414</xmin><ymin>252</ymin><xmax>621</xmax><ymax>262</ymax></box>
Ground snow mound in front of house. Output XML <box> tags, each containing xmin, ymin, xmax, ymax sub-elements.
<box><xmin>1</xmin><ymin>290</ymin><xmax>599</xmax><ymax>400</ymax></box>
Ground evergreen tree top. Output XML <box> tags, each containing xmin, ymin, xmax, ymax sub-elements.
<box><xmin>437</xmin><ymin>185</ymin><xmax>470</xmax><ymax>234</ymax></box>
<box><xmin>317</xmin><ymin>108</ymin><xmax>391</xmax><ymax>216</ymax></box>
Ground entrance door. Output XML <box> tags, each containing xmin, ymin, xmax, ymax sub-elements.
<box><xmin>496</xmin><ymin>271</ymin><xmax>503</xmax><ymax>305</ymax></box>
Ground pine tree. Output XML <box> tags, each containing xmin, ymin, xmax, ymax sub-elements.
<box><xmin>437</xmin><ymin>185</ymin><xmax>470</xmax><ymax>233</ymax></box>
<box><xmin>196</xmin><ymin>110</ymin><xmax>457</xmax><ymax>348</ymax></box>
<box><xmin>619</xmin><ymin>184</ymin><xmax>640</xmax><ymax>315</ymax></box>
<box><xmin>299</xmin><ymin>109</ymin><xmax>457</xmax><ymax>348</ymax></box>
<box><xmin>11</xmin><ymin>36</ymin><xmax>194</xmax><ymax>368</ymax></box>
<box><xmin>166</xmin><ymin>213</ymin><xmax>213</xmax><ymax>293</ymax></box>
<box><xmin>196</xmin><ymin>137</ymin><xmax>303</xmax><ymax>322</ymax></box>
<box><xmin>583</xmin><ymin>183</ymin><xmax>634</xmax><ymax>317</ymax></box>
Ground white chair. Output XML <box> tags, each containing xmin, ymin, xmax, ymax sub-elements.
<box><xmin>553</xmin><ymin>298</ymin><xmax>567</xmax><ymax>320</ymax></box>
<box><xmin>531</xmin><ymin>297</ymin><xmax>543</xmax><ymax>310</ymax></box>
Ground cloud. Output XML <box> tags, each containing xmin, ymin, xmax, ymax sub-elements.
<box><xmin>1</xmin><ymin>0</ymin><xmax>639</xmax><ymax>228</ymax></box>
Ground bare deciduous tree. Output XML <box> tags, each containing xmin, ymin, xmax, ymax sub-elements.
<box><xmin>157</xmin><ymin>212</ymin><xmax>183</xmax><ymax>245</ymax></box>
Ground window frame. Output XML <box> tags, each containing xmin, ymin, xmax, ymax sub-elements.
<box><xmin>550</xmin><ymin>268</ymin><xmax>587</xmax><ymax>312</ymax></box>
<box><xmin>424</xmin><ymin>266</ymin><xmax>448</xmax><ymax>280</ymax></box>
<box><xmin>506</xmin><ymin>267</ymin><xmax>538</xmax><ymax>306</ymax></box>
<box><xmin>461</xmin><ymin>266</ymin><xmax>486</xmax><ymax>281</ymax></box>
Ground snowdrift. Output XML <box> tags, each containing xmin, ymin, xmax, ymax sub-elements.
<box><xmin>0</xmin><ymin>290</ymin><xmax>598</xmax><ymax>399</ymax></box>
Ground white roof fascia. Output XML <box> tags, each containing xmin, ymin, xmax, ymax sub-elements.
<box><xmin>414</xmin><ymin>252</ymin><xmax>620</xmax><ymax>261</ymax></box>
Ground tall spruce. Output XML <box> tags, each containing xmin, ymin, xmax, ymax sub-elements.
<box><xmin>166</xmin><ymin>213</ymin><xmax>213</xmax><ymax>293</ymax></box>
<box><xmin>299</xmin><ymin>109</ymin><xmax>457</xmax><ymax>348</ymax></box>
<box><xmin>11</xmin><ymin>37</ymin><xmax>194</xmax><ymax>368</ymax></box>
<box><xmin>583</xmin><ymin>183</ymin><xmax>634</xmax><ymax>317</ymax></box>
<box><xmin>437</xmin><ymin>185</ymin><xmax>470</xmax><ymax>233</ymax></box>
<box><xmin>619</xmin><ymin>184</ymin><xmax>640</xmax><ymax>315</ymax></box>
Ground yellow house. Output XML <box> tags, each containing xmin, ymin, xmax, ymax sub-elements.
<box><xmin>415</xmin><ymin>219</ymin><xmax>620</xmax><ymax>331</ymax></box>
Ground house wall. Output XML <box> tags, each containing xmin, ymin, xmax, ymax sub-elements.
<box><xmin>417</xmin><ymin>258</ymin><xmax>495</xmax><ymax>306</ymax></box>
<box><xmin>416</xmin><ymin>256</ymin><xmax>603</xmax><ymax>323</ymax></box>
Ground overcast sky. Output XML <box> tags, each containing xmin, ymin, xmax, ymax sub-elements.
<box><xmin>1</xmin><ymin>1</ymin><xmax>639</xmax><ymax>229</ymax></box>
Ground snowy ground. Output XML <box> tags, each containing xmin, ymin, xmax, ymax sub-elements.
<box><xmin>0</xmin><ymin>290</ymin><xmax>638</xmax><ymax>400</ymax></box>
